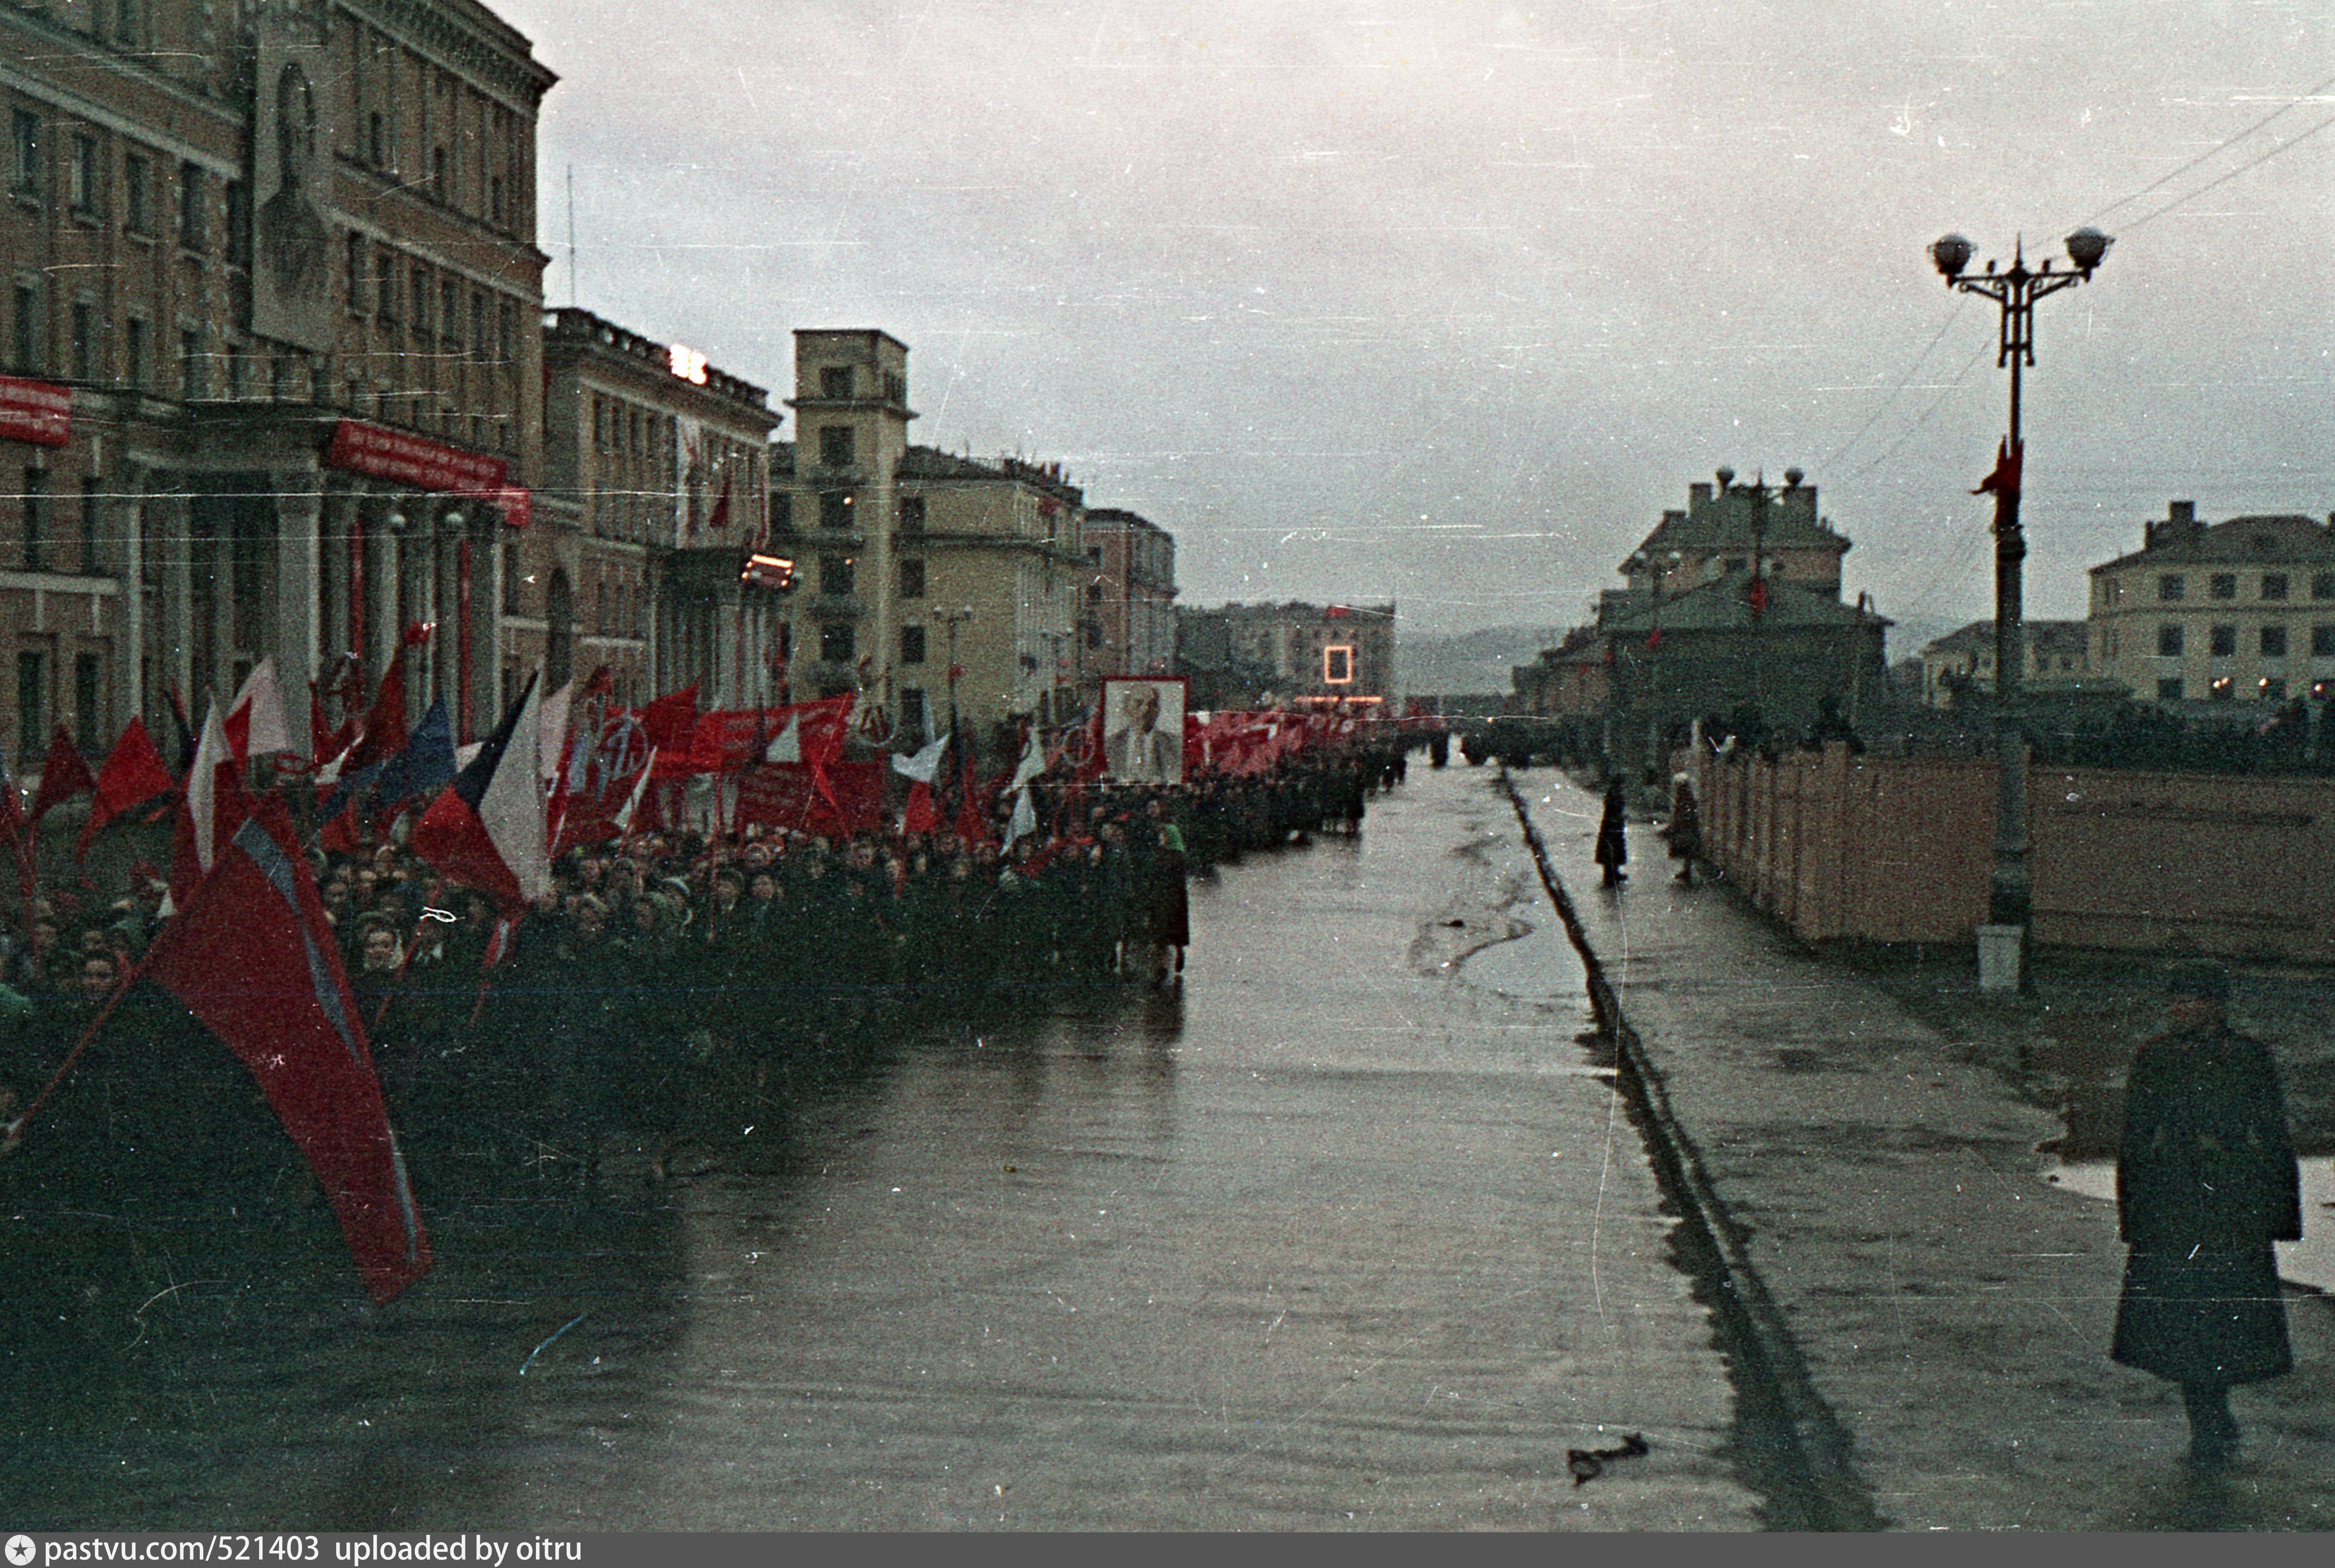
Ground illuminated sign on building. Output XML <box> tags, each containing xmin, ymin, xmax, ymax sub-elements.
<box><xmin>1324</xmin><ymin>645</ymin><xmax>1355</xmax><ymax>685</ymax></box>
<box><xmin>669</xmin><ymin>345</ymin><xmax>709</xmax><ymax>384</ymax></box>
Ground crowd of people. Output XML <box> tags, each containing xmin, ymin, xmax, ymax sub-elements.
<box><xmin>0</xmin><ymin>735</ymin><xmax>1422</xmax><ymax>1203</ymax></box>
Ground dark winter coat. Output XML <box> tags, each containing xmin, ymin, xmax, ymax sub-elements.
<box><xmin>1661</xmin><ymin>782</ymin><xmax>1702</xmax><ymax>863</ymax></box>
<box><xmin>2110</xmin><ymin>1024</ymin><xmax>2301</xmax><ymax>1385</ymax></box>
<box><xmin>1594</xmin><ymin>783</ymin><xmax>1628</xmax><ymax>869</ymax></box>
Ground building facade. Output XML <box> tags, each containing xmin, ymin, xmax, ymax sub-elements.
<box><xmin>1</xmin><ymin>0</ymin><xmax>556</xmax><ymax>759</ymax></box>
<box><xmin>540</xmin><ymin>307</ymin><xmax>778</xmax><ymax>710</ymax></box>
<box><xmin>2088</xmin><ymin>500</ymin><xmax>2335</xmax><ymax>708</ymax></box>
<box><xmin>1917</xmin><ymin>619</ymin><xmax>2092</xmax><ymax>708</ymax></box>
<box><xmin>1178</xmin><ymin>600</ymin><xmax>1396</xmax><ymax>711</ymax></box>
<box><xmin>1081</xmin><ymin>506</ymin><xmax>1176</xmax><ymax>678</ymax></box>
<box><xmin>770</xmin><ymin>329</ymin><xmax>1087</xmax><ymax>753</ymax></box>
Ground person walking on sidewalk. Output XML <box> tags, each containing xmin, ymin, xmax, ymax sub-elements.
<box><xmin>1594</xmin><ymin>777</ymin><xmax>1629</xmax><ymax>888</ymax></box>
<box><xmin>2110</xmin><ymin>959</ymin><xmax>2303</xmax><ymax>1468</ymax></box>
<box><xmin>1659</xmin><ymin>774</ymin><xmax>1703</xmax><ymax>887</ymax></box>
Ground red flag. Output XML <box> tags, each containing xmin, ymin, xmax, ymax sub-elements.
<box><xmin>1973</xmin><ymin>438</ymin><xmax>2024</xmax><ymax>499</ymax></box>
<box><xmin>410</xmin><ymin>674</ymin><xmax>548</xmax><ymax>914</ymax></box>
<box><xmin>901</xmin><ymin>779</ymin><xmax>938</xmax><ymax>835</ymax></box>
<box><xmin>583</xmin><ymin>664</ymin><xmax>615</xmax><ymax>700</ymax></box>
<box><xmin>26</xmin><ymin>724</ymin><xmax>95</xmax><ymax>827</ymax></box>
<box><xmin>1747</xmin><ymin>576</ymin><xmax>1768</xmax><ymax>618</ymax></box>
<box><xmin>706</xmin><ymin>474</ymin><xmax>732</xmax><ymax>531</ymax></box>
<box><xmin>1645</xmin><ymin>626</ymin><xmax>1662</xmax><ymax>652</ymax></box>
<box><xmin>635</xmin><ymin>683</ymin><xmax>700</xmax><ymax>753</ymax></box>
<box><xmin>141</xmin><ymin>802</ymin><xmax>430</xmax><ymax>1304</ymax></box>
<box><xmin>76</xmin><ymin>717</ymin><xmax>176</xmax><ymax>858</ymax></box>
<box><xmin>345</xmin><ymin>628</ymin><xmax>429</xmax><ymax>774</ymax></box>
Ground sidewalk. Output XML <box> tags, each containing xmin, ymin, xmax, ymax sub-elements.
<box><xmin>1507</xmin><ymin>769</ymin><xmax>2335</xmax><ymax>1532</ymax></box>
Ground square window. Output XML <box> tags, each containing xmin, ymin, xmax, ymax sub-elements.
<box><xmin>2262</xmin><ymin>573</ymin><xmax>2289</xmax><ymax>601</ymax></box>
<box><xmin>897</xmin><ymin>495</ymin><xmax>925</xmax><ymax>533</ymax></box>
<box><xmin>2157</xmin><ymin>624</ymin><xmax>2183</xmax><ymax>657</ymax></box>
<box><xmin>2157</xmin><ymin>677</ymin><xmax>2184</xmax><ymax>704</ymax></box>
<box><xmin>899</xmin><ymin>625</ymin><xmax>926</xmax><ymax>664</ymax></box>
<box><xmin>2210</xmin><ymin>624</ymin><xmax>2236</xmax><ymax>657</ymax></box>
<box><xmin>818</xmin><ymin>489</ymin><xmax>853</xmax><ymax>530</ymax></box>
<box><xmin>819</xmin><ymin>425</ymin><xmax>854</xmax><ymax>468</ymax></box>
<box><xmin>819</xmin><ymin>623</ymin><xmax>854</xmax><ymax>665</ymax></box>
<box><xmin>2261</xmin><ymin>625</ymin><xmax>2287</xmax><ymax>658</ymax></box>
<box><xmin>2158</xmin><ymin>574</ymin><xmax>2185</xmax><ymax>602</ymax></box>
<box><xmin>2210</xmin><ymin>573</ymin><xmax>2236</xmax><ymax>600</ymax></box>
<box><xmin>820</xmin><ymin>365</ymin><xmax>851</xmax><ymax>399</ymax></box>
<box><xmin>2315</xmin><ymin>625</ymin><xmax>2335</xmax><ymax>657</ymax></box>
<box><xmin>818</xmin><ymin>555</ymin><xmax>853</xmax><ymax>597</ymax></box>
<box><xmin>2314</xmin><ymin>572</ymin><xmax>2335</xmax><ymax>601</ymax></box>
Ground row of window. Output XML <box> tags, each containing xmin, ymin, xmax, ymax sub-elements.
<box><xmin>347</xmin><ymin>235</ymin><xmax>514</xmax><ymax>362</ymax></box>
<box><xmin>13</xmin><ymin>646</ymin><xmax>108</xmax><ymax>768</ymax></box>
<box><xmin>2155</xmin><ymin>571</ymin><xmax>2335</xmax><ymax>603</ymax></box>
<box><xmin>778</xmin><ymin>493</ymin><xmax>931</xmax><ymax>534</ymax></box>
<box><xmin>349</xmin><ymin>31</ymin><xmax>523</xmax><ymax>236</ymax></box>
<box><xmin>10</xmin><ymin>109</ymin><xmax>235</xmax><ymax>254</ymax></box>
<box><xmin>2156</xmin><ymin>677</ymin><xmax>2329</xmax><ymax>705</ymax></box>
<box><xmin>811</xmin><ymin>556</ymin><xmax>927</xmax><ymax>599</ymax></box>
<box><xmin>2153</xmin><ymin>623</ymin><xmax>2335</xmax><ymax>658</ymax></box>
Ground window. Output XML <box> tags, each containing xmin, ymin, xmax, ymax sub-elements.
<box><xmin>898</xmin><ymin>558</ymin><xmax>925</xmax><ymax>598</ymax></box>
<box><xmin>819</xmin><ymin>623</ymin><xmax>854</xmax><ymax>664</ymax></box>
<box><xmin>2260</xmin><ymin>677</ymin><xmax>2287</xmax><ymax>703</ymax></box>
<box><xmin>177</xmin><ymin>162</ymin><xmax>204</xmax><ymax>250</ymax></box>
<box><xmin>346</xmin><ymin>231</ymin><xmax>365</xmax><ymax>315</ymax></box>
<box><xmin>818</xmin><ymin>489</ymin><xmax>853</xmax><ymax>530</ymax></box>
<box><xmin>2314</xmin><ymin>572</ymin><xmax>2335</xmax><ymax>602</ymax></box>
<box><xmin>12</xmin><ymin>111</ymin><xmax>40</xmax><ymax>200</ymax></box>
<box><xmin>2157</xmin><ymin>624</ymin><xmax>2183</xmax><ymax>657</ymax></box>
<box><xmin>439</xmin><ymin>279</ymin><xmax>458</xmax><ymax>345</ymax></box>
<box><xmin>369</xmin><ymin>112</ymin><xmax>387</xmax><ymax>170</ymax></box>
<box><xmin>123</xmin><ymin>153</ymin><xmax>148</xmax><ymax>233</ymax></box>
<box><xmin>470</xmin><ymin>293</ymin><xmax>486</xmax><ymax>362</ymax></box>
<box><xmin>819</xmin><ymin>425</ymin><xmax>853</xmax><ymax>468</ymax></box>
<box><xmin>74</xmin><ymin>652</ymin><xmax>99</xmax><ymax>751</ymax></box>
<box><xmin>16</xmin><ymin>651</ymin><xmax>42</xmax><ymax>763</ymax></box>
<box><xmin>410</xmin><ymin>266</ymin><xmax>431</xmax><ymax>337</ymax></box>
<box><xmin>2210</xmin><ymin>624</ymin><xmax>2236</xmax><ymax>657</ymax></box>
<box><xmin>2316</xmin><ymin>625</ymin><xmax>2335</xmax><ymax>658</ymax></box>
<box><xmin>2261</xmin><ymin>625</ymin><xmax>2288</xmax><ymax>658</ymax></box>
<box><xmin>2158</xmin><ymin>678</ymin><xmax>2184</xmax><ymax>704</ymax></box>
<box><xmin>69</xmin><ymin>134</ymin><xmax>95</xmax><ymax>214</ymax></box>
<box><xmin>818</xmin><ymin>555</ymin><xmax>853</xmax><ymax>597</ymax></box>
<box><xmin>78</xmin><ymin>476</ymin><xmax>98</xmax><ymax>570</ymax></box>
<box><xmin>497</xmin><ymin>301</ymin><xmax>512</xmax><ymax>364</ymax></box>
<box><xmin>179</xmin><ymin>327</ymin><xmax>201</xmax><ymax>400</ymax></box>
<box><xmin>897</xmin><ymin>495</ymin><xmax>925</xmax><ymax>533</ymax></box>
<box><xmin>69</xmin><ymin>302</ymin><xmax>90</xmax><ymax>380</ymax></box>
<box><xmin>900</xmin><ymin>625</ymin><xmax>927</xmax><ymax>664</ymax></box>
<box><xmin>2262</xmin><ymin>573</ymin><xmax>2289</xmax><ymax>601</ymax></box>
<box><xmin>2210</xmin><ymin>573</ymin><xmax>2236</xmax><ymax>600</ymax></box>
<box><xmin>501</xmin><ymin>542</ymin><xmax>521</xmax><ymax>614</ymax></box>
<box><xmin>10</xmin><ymin>283</ymin><xmax>34</xmax><ymax>372</ymax></box>
<box><xmin>113</xmin><ymin>0</ymin><xmax>141</xmax><ymax>46</ymax></box>
<box><xmin>225</xmin><ymin>181</ymin><xmax>250</xmax><ymax>268</ymax></box>
<box><xmin>488</xmin><ymin>174</ymin><xmax>504</xmax><ymax>228</ymax></box>
<box><xmin>123</xmin><ymin>316</ymin><xmax>145</xmax><ymax>388</ymax></box>
<box><xmin>21</xmin><ymin>468</ymin><xmax>47</xmax><ymax>569</ymax></box>
<box><xmin>820</xmin><ymin>365</ymin><xmax>851</xmax><ymax>399</ymax></box>
<box><xmin>767</xmin><ymin>492</ymin><xmax>791</xmax><ymax>534</ymax></box>
<box><xmin>430</xmin><ymin>145</ymin><xmax>447</xmax><ymax>201</ymax></box>
<box><xmin>2158</xmin><ymin>574</ymin><xmax>2185</xmax><ymax>602</ymax></box>
<box><xmin>375</xmin><ymin>249</ymin><xmax>396</xmax><ymax>323</ymax></box>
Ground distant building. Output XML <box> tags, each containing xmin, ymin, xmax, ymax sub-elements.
<box><xmin>2088</xmin><ymin>500</ymin><xmax>2335</xmax><ymax>707</ymax></box>
<box><xmin>1178</xmin><ymin>600</ymin><xmax>1395</xmax><ymax>711</ymax></box>
<box><xmin>1082</xmin><ymin>507</ymin><xmax>1177</xmax><ymax>677</ymax></box>
<box><xmin>769</xmin><ymin>329</ymin><xmax>1087</xmax><ymax>750</ymax></box>
<box><xmin>1918</xmin><ymin>620</ymin><xmax>2091</xmax><ymax>709</ymax></box>
<box><xmin>540</xmin><ymin>307</ymin><xmax>779</xmax><ymax>709</ymax></box>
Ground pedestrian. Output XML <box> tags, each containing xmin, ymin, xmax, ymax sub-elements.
<box><xmin>1594</xmin><ymin>777</ymin><xmax>1628</xmax><ymax>888</ymax></box>
<box><xmin>1660</xmin><ymin>773</ymin><xmax>1703</xmax><ymax>887</ymax></box>
<box><xmin>2110</xmin><ymin>959</ymin><xmax>2302</xmax><ymax>1468</ymax></box>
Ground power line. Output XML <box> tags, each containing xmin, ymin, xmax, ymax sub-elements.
<box><xmin>2082</xmin><ymin>72</ymin><xmax>2335</xmax><ymax>231</ymax></box>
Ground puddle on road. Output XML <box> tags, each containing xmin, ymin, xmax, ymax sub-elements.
<box><xmin>2042</xmin><ymin>1155</ymin><xmax>2335</xmax><ymax>1293</ymax></box>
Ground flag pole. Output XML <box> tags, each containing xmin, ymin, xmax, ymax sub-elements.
<box><xmin>6</xmin><ymin>961</ymin><xmax>138</xmax><ymax>1142</ymax></box>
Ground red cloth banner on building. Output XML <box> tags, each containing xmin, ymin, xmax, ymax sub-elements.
<box><xmin>0</xmin><ymin>375</ymin><xmax>72</xmax><ymax>447</ymax></box>
<box><xmin>324</xmin><ymin>419</ymin><xmax>509</xmax><ymax>497</ymax></box>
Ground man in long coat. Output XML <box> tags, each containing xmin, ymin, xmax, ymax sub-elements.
<box><xmin>1593</xmin><ymin>777</ymin><xmax>1628</xmax><ymax>888</ymax></box>
<box><xmin>2111</xmin><ymin>960</ymin><xmax>2302</xmax><ymax>1467</ymax></box>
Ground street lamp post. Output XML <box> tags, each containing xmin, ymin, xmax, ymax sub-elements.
<box><xmin>1930</xmin><ymin>227</ymin><xmax>2112</xmax><ymax>973</ymax></box>
<box><xmin>1626</xmin><ymin>548</ymin><xmax>1683</xmax><ymax>773</ymax></box>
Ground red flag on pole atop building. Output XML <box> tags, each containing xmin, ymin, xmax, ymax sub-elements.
<box><xmin>141</xmin><ymin>801</ymin><xmax>430</xmax><ymax>1304</ymax></box>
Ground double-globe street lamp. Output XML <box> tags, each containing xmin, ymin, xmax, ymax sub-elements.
<box><xmin>1928</xmin><ymin>226</ymin><xmax>2112</xmax><ymax>973</ymax></box>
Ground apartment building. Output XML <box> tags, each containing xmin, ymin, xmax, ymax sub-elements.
<box><xmin>2088</xmin><ymin>501</ymin><xmax>2335</xmax><ymax>707</ymax></box>
<box><xmin>1080</xmin><ymin>506</ymin><xmax>1176</xmax><ymax>677</ymax></box>
<box><xmin>540</xmin><ymin>307</ymin><xmax>778</xmax><ymax>709</ymax></box>
<box><xmin>0</xmin><ymin>0</ymin><xmax>554</xmax><ymax>756</ymax></box>
<box><xmin>1917</xmin><ymin>620</ymin><xmax>2091</xmax><ymax>708</ymax></box>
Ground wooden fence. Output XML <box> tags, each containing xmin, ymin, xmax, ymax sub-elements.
<box><xmin>1694</xmin><ymin>745</ymin><xmax>2335</xmax><ymax>962</ymax></box>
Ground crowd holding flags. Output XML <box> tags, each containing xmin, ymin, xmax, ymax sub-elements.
<box><xmin>0</xmin><ymin>639</ymin><xmax>1424</xmax><ymax>1305</ymax></box>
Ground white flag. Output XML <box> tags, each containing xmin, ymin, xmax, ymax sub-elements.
<box><xmin>764</xmin><ymin>715</ymin><xmax>802</xmax><ymax>764</ymax></box>
<box><xmin>1006</xmin><ymin>784</ymin><xmax>1036</xmax><ymax>846</ymax></box>
<box><xmin>891</xmin><ymin>731</ymin><xmax>949</xmax><ymax>784</ymax></box>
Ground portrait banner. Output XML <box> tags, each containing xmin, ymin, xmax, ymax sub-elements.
<box><xmin>1099</xmin><ymin>676</ymin><xmax>1187</xmax><ymax>785</ymax></box>
<box><xmin>253</xmin><ymin>27</ymin><xmax>337</xmax><ymax>352</ymax></box>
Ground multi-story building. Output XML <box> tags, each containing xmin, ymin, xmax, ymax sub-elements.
<box><xmin>1178</xmin><ymin>601</ymin><xmax>1396</xmax><ymax>710</ymax></box>
<box><xmin>1917</xmin><ymin>620</ymin><xmax>2091</xmax><ymax>708</ymax></box>
<box><xmin>540</xmin><ymin>307</ymin><xmax>778</xmax><ymax>709</ymax></box>
<box><xmin>770</xmin><ymin>329</ymin><xmax>1086</xmax><ymax>753</ymax></box>
<box><xmin>1</xmin><ymin>0</ymin><xmax>556</xmax><ymax>758</ymax></box>
<box><xmin>2088</xmin><ymin>500</ymin><xmax>2335</xmax><ymax>708</ymax></box>
<box><xmin>1081</xmin><ymin>507</ymin><xmax>1176</xmax><ymax>678</ymax></box>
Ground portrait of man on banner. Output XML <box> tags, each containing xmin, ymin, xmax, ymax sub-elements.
<box><xmin>1103</xmin><ymin>677</ymin><xmax>1185</xmax><ymax>785</ymax></box>
<box><xmin>252</xmin><ymin>31</ymin><xmax>336</xmax><ymax>352</ymax></box>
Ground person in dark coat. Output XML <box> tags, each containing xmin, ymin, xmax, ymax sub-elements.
<box><xmin>2110</xmin><ymin>960</ymin><xmax>2302</xmax><ymax>1467</ymax></box>
<box><xmin>1593</xmin><ymin>777</ymin><xmax>1628</xmax><ymax>887</ymax></box>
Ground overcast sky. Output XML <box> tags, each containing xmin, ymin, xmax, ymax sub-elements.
<box><xmin>489</xmin><ymin>0</ymin><xmax>2335</xmax><ymax>648</ymax></box>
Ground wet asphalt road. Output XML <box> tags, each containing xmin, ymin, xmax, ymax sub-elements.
<box><xmin>10</xmin><ymin>764</ymin><xmax>1758</xmax><ymax>1530</ymax></box>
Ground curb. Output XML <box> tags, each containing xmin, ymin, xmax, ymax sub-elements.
<box><xmin>1501</xmin><ymin>770</ymin><xmax>1888</xmax><ymax>1532</ymax></box>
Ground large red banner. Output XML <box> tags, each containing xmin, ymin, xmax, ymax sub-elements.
<box><xmin>735</xmin><ymin>760</ymin><xmax>885</xmax><ymax>837</ymax></box>
<box><xmin>325</xmin><ymin>419</ymin><xmax>508</xmax><ymax>496</ymax></box>
<box><xmin>0</xmin><ymin>375</ymin><xmax>71</xmax><ymax>447</ymax></box>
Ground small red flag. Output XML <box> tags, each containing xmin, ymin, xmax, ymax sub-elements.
<box><xmin>27</xmin><ymin>724</ymin><xmax>96</xmax><ymax>827</ymax></box>
<box><xmin>76</xmin><ymin>718</ymin><xmax>177</xmax><ymax>858</ymax></box>
<box><xmin>1973</xmin><ymin>438</ymin><xmax>2023</xmax><ymax>499</ymax></box>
